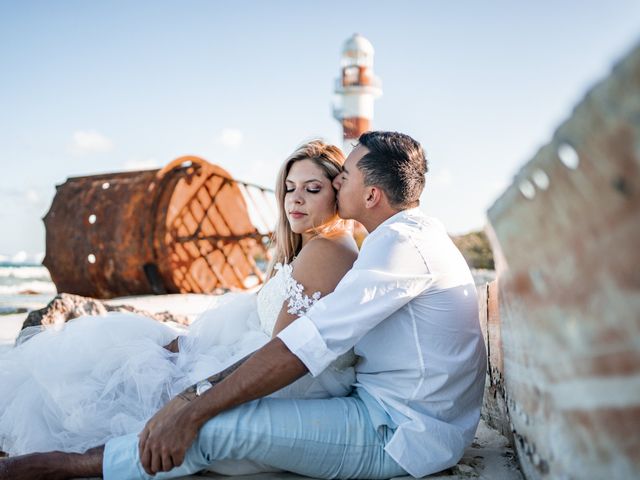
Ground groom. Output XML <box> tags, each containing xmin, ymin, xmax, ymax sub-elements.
<box><xmin>1</xmin><ymin>131</ymin><xmax>486</xmax><ymax>479</ymax></box>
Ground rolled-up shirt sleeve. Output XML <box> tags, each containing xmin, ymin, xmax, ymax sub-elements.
<box><xmin>277</xmin><ymin>226</ymin><xmax>433</xmax><ymax>376</ymax></box>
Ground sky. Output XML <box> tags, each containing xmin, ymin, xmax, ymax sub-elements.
<box><xmin>1</xmin><ymin>1</ymin><xmax>639</xmax><ymax>262</ymax></box>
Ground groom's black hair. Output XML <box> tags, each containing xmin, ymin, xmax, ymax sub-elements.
<box><xmin>357</xmin><ymin>131</ymin><xmax>428</xmax><ymax>208</ymax></box>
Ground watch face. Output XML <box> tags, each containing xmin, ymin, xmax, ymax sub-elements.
<box><xmin>196</xmin><ymin>381</ymin><xmax>213</xmax><ymax>396</ymax></box>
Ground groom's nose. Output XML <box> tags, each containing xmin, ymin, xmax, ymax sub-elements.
<box><xmin>332</xmin><ymin>176</ymin><xmax>342</xmax><ymax>190</ymax></box>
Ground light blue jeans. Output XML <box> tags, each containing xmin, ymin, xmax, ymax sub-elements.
<box><xmin>103</xmin><ymin>390</ymin><xmax>407</xmax><ymax>479</ymax></box>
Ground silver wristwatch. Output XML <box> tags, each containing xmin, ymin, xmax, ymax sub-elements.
<box><xmin>195</xmin><ymin>380</ymin><xmax>213</xmax><ymax>397</ymax></box>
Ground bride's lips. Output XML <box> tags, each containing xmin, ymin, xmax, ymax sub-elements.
<box><xmin>289</xmin><ymin>211</ymin><xmax>306</xmax><ymax>219</ymax></box>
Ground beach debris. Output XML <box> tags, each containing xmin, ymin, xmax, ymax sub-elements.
<box><xmin>20</xmin><ymin>293</ymin><xmax>189</xmax><ymax>333</ymax></box>
<box><xmin>42</xmin><ymin>157</ymin><xmax>276</xmax><ymax>299</ymax></box>
<box><xmin>482</xmin><ymin>43</ymin><xmax>640</xmax><ymax>478</ymax></box>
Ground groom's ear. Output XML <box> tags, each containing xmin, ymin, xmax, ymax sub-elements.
<box><xmin>364</xmin><ymin>186</ymin><xmax>382</xmax><ymax>209</ymax></box>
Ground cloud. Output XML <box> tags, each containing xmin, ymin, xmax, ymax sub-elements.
<box><xmin>237</xmin><ymin>159</ymin><xmax>276</xmax><ymax>186</ymax></box>
<box><xmin>70</xmin><ymin>130</ymin><xmax>114</xmax><ymax>155</ymax></box>
<box><xmin>0</xmin><ymin>187</ymin><xmax>46</xmax><ymax>206</ymax></box>
<box><xmin>25</xmin><ymin>189</ymin><xmax>40</xmax><ymax>204</ymax></box>
<box><xmin>11</xmin><ymin>251</ymin><xmax>28</xmax><ymax>263</ymax></box>
<box><xmin>122</xmin><ymin>157</ymin><xmax>160</xmax><ymax>171</ymax></box>
<box><xmin>431</xmin><ymin>168</ymin><xmax>453</xmax><ymax>187</ymax></box>
<box><xmin>214</xmin><ymin>128</ymin><xmax>243</xmax><ymax>149</ymax></box>
<box><xmin>4</xmin><ymin>251</ymin><xmax>45</xmax><ymax>264</ymax></box>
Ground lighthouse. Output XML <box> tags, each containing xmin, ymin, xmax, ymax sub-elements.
<box><xmin>333</xmin><ymin>33</ymin><xmax>383</xmax><ymax>153</ymax></box>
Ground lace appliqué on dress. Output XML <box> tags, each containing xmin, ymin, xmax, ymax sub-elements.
<box><xmin>275</xmin><ymin>263</ymin><xmax>321</xmax><ymax>316</ymax></box>
<box><xmin>256</xmin><ymin>263</ymin><xmax>322</xmax><ymax>336</ymax></box>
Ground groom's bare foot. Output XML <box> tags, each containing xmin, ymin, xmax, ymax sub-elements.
<box><xmin>0</xmin><ymin>447</ymin><xmax>103</xmax><ymax>480</ymax></box>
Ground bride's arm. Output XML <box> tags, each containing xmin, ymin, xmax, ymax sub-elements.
<box><xmin>271</xmin><ymin>237</ymin><xmax>357</xmax><ymax>337</ymax></box>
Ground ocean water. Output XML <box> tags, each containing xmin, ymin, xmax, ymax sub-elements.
<box><xmin>0</xmin><ymin>264</ymin><xmax>57</xmax><ymax>315</ymax></box>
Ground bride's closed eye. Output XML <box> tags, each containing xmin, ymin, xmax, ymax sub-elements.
<box><xmin>285</xmin><ymin>185</ymin><xmax>322</xmax><ymax>194</ymax></box>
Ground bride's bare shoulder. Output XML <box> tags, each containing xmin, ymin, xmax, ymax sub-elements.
<box><xmin>299</xmin><ymin>233</ymin><xmax>358</xmax><ymax>266</ymax></box>
<box><xmin>291</xmin><ymin>233</ymin><xmax>358</xmax><ymax>295</ymax></box>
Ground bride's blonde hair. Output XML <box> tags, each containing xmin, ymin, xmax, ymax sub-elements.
<box><xmin>265</xmin><ymin>140</ymin><xmax>348</xmax><ymax>280</ymax></box>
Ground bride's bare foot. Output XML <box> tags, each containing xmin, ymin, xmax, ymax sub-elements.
<box><xmin>164</xmin><ymin>337</ymin><xmax>180</xmax><ymax>353</ymax></box>
<box><xmin>0</xmin><ymin>447</ymin><xmax>103</xmax><ymax>480</ymax></box>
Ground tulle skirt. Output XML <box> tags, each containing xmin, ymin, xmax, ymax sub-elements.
<box><xmin>0</xmin><ymin>290</ymin><xmax>356</xmax><ymax>457</ymax></box>
<box><xmin>0</xmin><ymin>292</ymin><xmax>269</xmax><ymax>456</ymax></box>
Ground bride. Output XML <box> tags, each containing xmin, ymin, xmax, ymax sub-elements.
<box><xmin>0</xmin><ymin>140</ymin><xmax>359</xmax><ymax>459</ymax></box>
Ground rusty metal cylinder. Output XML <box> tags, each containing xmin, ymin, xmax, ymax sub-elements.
<box><xmin>43</xmin><ymin>156</ymin><xmax>271</xmax><ymax>299</ymax></box>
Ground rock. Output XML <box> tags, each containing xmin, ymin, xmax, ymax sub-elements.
<box><xmin>20</xmin><ymin>293</ymin><xmax>189</xmax><ymax>334</ymax></box>
<box><xmin>21</xmin><ymin>293</ymin><xmax>108</xmax><ymax>329</ymax></box>
<box><xmin>450</xmin><ymin>464</ymin><xmax>479</xmax><ymax>477</ymax></box>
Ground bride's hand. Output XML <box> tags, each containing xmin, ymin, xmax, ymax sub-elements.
<box><xmin>138</xmin><ymin>394</ymin><xmax>201</xmax><ymax>475</ymax></box>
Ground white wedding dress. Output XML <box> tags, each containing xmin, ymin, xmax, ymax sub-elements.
<box><xmin>0</xmin><ymin>263</ymin><xmax>356</xmax><ymax>457</ymax></box>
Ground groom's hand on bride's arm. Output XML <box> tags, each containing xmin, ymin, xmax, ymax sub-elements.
<box><xmin>138</xmin><ymin>339</ymin><xmax>307</xmax><ymax>475</ymax></box>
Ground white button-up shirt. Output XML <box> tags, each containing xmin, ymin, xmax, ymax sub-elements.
<box><xmin>278</xmin><ymin>208</ymin><xmax>486</xmax><ymax>477</ymax></box>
